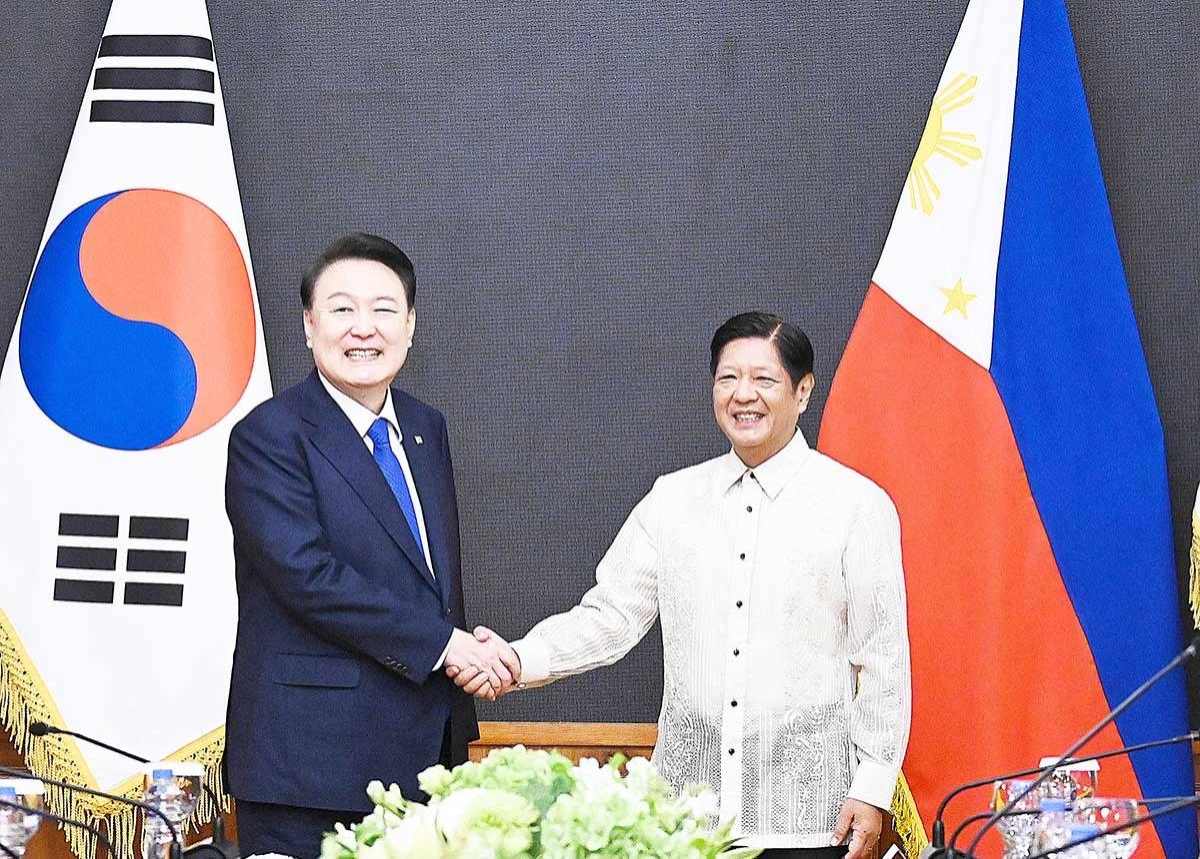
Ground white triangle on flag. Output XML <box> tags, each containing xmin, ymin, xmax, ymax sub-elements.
<box><xmin>872</xmin><ymin>0</ymin><xmax>1024</xmax><ymax>370</ymax></box>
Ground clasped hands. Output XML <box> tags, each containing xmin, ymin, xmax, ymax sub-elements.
<box><xmin>445</xmin><ymin>626</ymin><xmax>520</xmax><ymax>701</ymax></box>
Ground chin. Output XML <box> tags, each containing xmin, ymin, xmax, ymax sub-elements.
<box><xmin>731</xmin><ymin>427</ymin><xmax>768</xmax><ymax>445</ymax></box>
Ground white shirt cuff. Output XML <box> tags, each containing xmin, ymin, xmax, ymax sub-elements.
<box><xmin>846</xmin><ymin>759</ymin><xmax>898</xmax><ymax>811</ymax></box>
<box><xmin>510</xmin><ymin>637</ymin><xmax>552</xmax><ymax>687</ymax></box>
<box><xmin>432</xmin><ymin>638</ymin><xmax>452</xmax><ymax>672</ymax></box>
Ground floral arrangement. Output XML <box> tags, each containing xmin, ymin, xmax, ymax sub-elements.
<box><xmin>320</xmin><ymin>746</ymin><xmax>761</xmax><ymax>859</ymax></box>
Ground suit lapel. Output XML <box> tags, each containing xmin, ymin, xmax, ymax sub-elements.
<box><xmin>392</xmin><ymin>401</ymin><xmax>454</xmax><ymax>607</ymax></box>
<box><xmin>301</xmin><ymin>374</ymin><xmax>440</xmax><ymax>599</ymax></box>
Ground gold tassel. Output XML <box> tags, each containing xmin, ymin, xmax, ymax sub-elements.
<box><xmin>889</xmin><ymin>771</ymin><xmax>929</xmax><ymax>859</ymax></box>
<box><xmin>0</xmin><ymin>609</ymin><xmax>228</xmax><ymax>859</ymax></box>
<box><xmin>1190</xmin><ymin>484</ymin><xmax>1200</xmax><ymax>630</ymax></box>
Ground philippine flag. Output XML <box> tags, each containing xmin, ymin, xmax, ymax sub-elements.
<box><xmin>818</xmin><ymin>0</ymin><xmax>1197</xmax><ymax>857</ymax></box>
<box><xmin>0</xmin><ymin>0</ymin><xmax>270</xmax><ymax>854</ymax></box>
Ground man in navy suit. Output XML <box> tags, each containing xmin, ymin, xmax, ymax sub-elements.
<box><xmin>223</xmin><ymin>233</ymin><xmax>520</xmax><ymax>858</ymax></box>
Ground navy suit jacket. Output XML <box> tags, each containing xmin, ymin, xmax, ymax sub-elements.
<box><xmin>223</xmin><ymin>371</ymin><xmax>478</xmax><ymax>812</ymax></box>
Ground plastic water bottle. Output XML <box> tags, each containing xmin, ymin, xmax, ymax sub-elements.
<box><xmin>0</xmin><ymin>786</ymin><xmax>30</xmax><ymax>857</ymax></box>
<box><xmin>141</xmin><ymin>768</ymin><xmax>185</xmax><ymax>859</ymax></box>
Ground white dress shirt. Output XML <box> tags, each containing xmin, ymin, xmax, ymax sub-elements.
<box><xmin>513</xmin><ymin>430</ymin><xmax>911</xmax><ymax>849</ymax></box>
<box><xmin>318</xmin><ymin>373</ymin><xmax>450</xmax><ymax>669</ymax></box>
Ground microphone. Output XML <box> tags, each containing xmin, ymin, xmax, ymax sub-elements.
<box><xmin>1024</xmin><ymin>793</ymin><xmax>1200</xmax><ymax>859</ymax></box>
<box><xmin>28</xmin><ymin>721</ymin><xmax>237</xmax><ymax>859</ymax></box>
<box><xmin>29</xmin><ymin>721</ymin><xmax>147</xmax><ymax>764</ymax></box>
<box><xmin>0</xmin><ymin>791</ymin><xmax>117</xmax><ymax>857</ymax></box>
<box><xmin>963</xmin><ymin>634</ymin><xmax>1199</xmax><ymax>857</ymax></box>
<box><xmin>920</xmin><ymin>809</ymin><xmax>1044</xmax><ymax>859</ymax></box>
<box><xmin>0</xmin><ymin>764</ymin><xmax>183</xmax><ymax>859</ymax></box>
<box><xmin>924</xmin><ymin>730</ymin><xmax>1199</xmax><ymax>856</ymax></box>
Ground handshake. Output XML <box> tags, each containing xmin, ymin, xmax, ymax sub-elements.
<box><xmin>444</xmin><ymin>626</ymin><xmax>522</xmax><ymax>701</ymax></box>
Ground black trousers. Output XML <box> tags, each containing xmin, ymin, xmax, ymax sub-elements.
<box><xmin>759</xmin><ymin>848</ymin><xmax>850</xmax><ymax>858</ymax></box>
<box><xmin>235</xmin><ymin>800</ymin><xmax>361</xmax><ymax>859</ymax></box>
<box><xmin>234</xmin><ymin>722</ymin><xmax>455</xmax><ymax>857</ymax></box>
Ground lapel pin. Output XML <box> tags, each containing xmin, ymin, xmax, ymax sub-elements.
<box><xmin>414</xmin><ymin>435</ymin><xmax>423</xmax><ymax>446</ymax></box>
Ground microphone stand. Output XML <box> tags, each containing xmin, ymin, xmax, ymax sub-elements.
<box><xmin>0</xmin><ymin>765</ymin><xmax>182</xmax><ymax>859</ymax></box>
<box><xmin>942</xmin><ymin>809</ymin><xmax>1045</xmax><ymax>857</ymax></box>
<box><xmin>1024</xmin><ymin>794</ymin><xmax>1200</xmax><ymax>859</ymax></box>
<box><xmin>964</xmin><ymin>636</ymin><xmax>1198</xmax><ymax>857</ymax></box>
<box><xmin>0</xmin><ymin>795</ymin><xmax>116</xmax><ymax>857</ymax></box>
<box><xmin>926</xmin><ymin>730</ymin><xmax>1198</xmax><ymax>854</ymax></box>
<box><xmin>29</xmin><ymin>722</ymin><xmax>236</xmax><ymax>859</ymax></box>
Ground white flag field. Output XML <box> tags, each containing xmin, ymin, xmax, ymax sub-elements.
<box><xmin>0</xmin><ymin>0</ymin><xmax>270</xmax><ymax>854</ymax></box>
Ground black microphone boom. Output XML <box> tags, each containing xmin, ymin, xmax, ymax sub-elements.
<box><xmin>28</xmin><ymin>720</ymin><xmax>237</xmax><ymax>859</ymax></box>
<box><xmin>1023</xmin><ymin>793</ymin><xmax>1200</xmax><ymax>859</ymax></box>
<box><xmin>962</xmin><ymin>635</ymin><xmax>1199</xmax><ymax>857</ymax></box>
<box><xmin>0</xmin><ymin>794</ymin><xmax>116</xmax><ymax>857</ymax></box>
<box><xmin>29</xmin><ymin>722</ymin><xmax>148</xmax><ymax>764</ymax></box>
<box><xmin>930</xmin><ymin>808</ymin><xmax>1044</xmax><ymax>859</ymax></box>
<box><xmin>926</xmin><ymin>730</ymin><xmax>1199</xmax><ymax>855</ymax></box>
<box><xmin>0</xmin><ymin>764</ymin><xmax>182</xmax><ymax>859</ymax></box>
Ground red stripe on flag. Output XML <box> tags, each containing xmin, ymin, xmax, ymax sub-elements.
<box><xmin>818</xmin><ymin>284</ymin><xmax>1161</xmax><ymax>854</ymax></box>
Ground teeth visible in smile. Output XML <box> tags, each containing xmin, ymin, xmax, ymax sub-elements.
<box><xmin>735</xmin><ymin>413</ymin><xmax>763</xmax><ymax>423</ymax></box>
<box><xmin>346</xmin><ymin>349</ymin><xmax>381</xmax><ymax>359</ymax></box>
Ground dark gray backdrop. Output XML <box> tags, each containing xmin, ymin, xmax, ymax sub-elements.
<box><xmin>3</xmin><ymin>2</ymin><xmax>1198</xmax><ymax>723</ymax></box>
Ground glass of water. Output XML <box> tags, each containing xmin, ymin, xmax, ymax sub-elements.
<box><xmin>993</xmin><ymin>778</ymin><xmax>1043</xmax><ymax>859</ymax></box>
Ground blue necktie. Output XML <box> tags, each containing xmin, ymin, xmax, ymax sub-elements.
<box><xmin>367</xmin><ymin>418</ymin><xmax>426</xmax><ymax>558</ymax></box>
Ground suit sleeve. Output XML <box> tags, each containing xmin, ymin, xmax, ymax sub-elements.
<box><xmin>225</xmin><ymin>413</ymin><xmax>454</xmax><ymax>684</ymax></box>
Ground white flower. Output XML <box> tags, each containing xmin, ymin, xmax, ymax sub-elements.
<box><xmin>333</xmin><ymin>824</ymin><xmax>357</xmax><ymax>852</ymax></box>
<box><xmin>381</xmin><ymin>805</ymin><xmax>443</xmax><ymax>859</ymax></box>
<box><xmin>435</xmin><ymin>788</ymin><xmax>537</xmax><ymax>858</ymax></box>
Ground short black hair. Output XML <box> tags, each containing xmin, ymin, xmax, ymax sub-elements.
<box><xmin>709</xmin><ymin>311</ymin><xmax>814</xmax><ymax>387</ymax></box>
<box><xmin>300</xmin><ymin>232</ymin><xmax>416</xmax><ymax>310</ymax></box>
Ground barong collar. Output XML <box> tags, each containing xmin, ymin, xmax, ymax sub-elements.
<box><xmin>718</xmin><ymin>427</ymin><xmax>812</xmax><ymax>500</ymax></box>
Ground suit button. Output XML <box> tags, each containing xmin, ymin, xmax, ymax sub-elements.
<box><xmin>444</xmin><ymin>608</ymin><xmax>451</xmax><ymax>617</ymax></box>
<box><xmin>399</xmin><ymin>664</ymin><xmax>408</xmax><ymax>672</ymax></box>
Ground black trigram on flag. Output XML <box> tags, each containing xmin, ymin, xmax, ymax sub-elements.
<box><xmin>54</xmin><ymin>512</ymin><xmax>189</xmax><ymax>606</ymax></box>
<box><xmin>90</xmin><ymin>35</ymin><xmax>215</xmax><ymax>125</ymax></box>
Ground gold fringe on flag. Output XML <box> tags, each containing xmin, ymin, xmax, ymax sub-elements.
<box><xmin>0</xmin><ymin>608</ymin><xmax>228</xmax><ymax>859</ymax></box>
<box><xmin>890</xmin><ymin>771</ymin><xmax>929</xmax><ymax>859</ymax></box>
<box><xmin>1190</xmin><ymin>483</ymin><xmax>1200</xmax><ymax>630</ymax></box>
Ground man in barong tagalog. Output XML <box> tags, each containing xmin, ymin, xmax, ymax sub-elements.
<box><xmin>451</xmin><ymin>311</ymin><xmax>911</xmax><ymax>859</ymax></box>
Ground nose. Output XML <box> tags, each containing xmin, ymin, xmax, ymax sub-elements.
<box><xmin>349</xmin><ymin>309</ymin><xmax>376</xmax><ymax>337</ymax></box>
<box><xmin>732</xmin><ymin>376</ymin><xmax>757</xmax><ymax>402</ymax></box>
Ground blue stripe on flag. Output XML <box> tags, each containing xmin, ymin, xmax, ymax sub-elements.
<box><xmin>990</xmin><ymin>0</ymin><xmax>1195</xmax><ymax>854</ymax></box>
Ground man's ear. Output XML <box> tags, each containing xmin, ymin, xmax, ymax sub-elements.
<box><xmin>796</xmin><ymin>372</ymin><xmax>816</xmax><ymax>412</ymax></box>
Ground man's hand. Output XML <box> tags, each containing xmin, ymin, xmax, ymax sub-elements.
<box><xmin>830</xmin><ymin>797</ymin><xmax>882</xmax><ymax>859</ymax></box>
<box><xmin>445</xmin><ymin>626</ymin><xmax>521</xmax><ymax>700</ymax></box>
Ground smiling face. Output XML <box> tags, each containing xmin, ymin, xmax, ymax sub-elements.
<box><xmin>712</xmin><ymin>336</ymin><xmax>814</xmax><ymax>467</ymax></box>
<box><xmin>303</xmin><ymin>257</ymin><xmax>416</xmax><ymax>413</ymax></box>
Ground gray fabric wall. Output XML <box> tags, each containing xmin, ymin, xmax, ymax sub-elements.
<box><xmin>2</xmin><ymin>2</ymin><xmax>1197</xmax><ymax>723</ymax></box>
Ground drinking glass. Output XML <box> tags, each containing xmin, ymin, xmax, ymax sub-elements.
<box><xmin>992</xmin><ymin>778</ymin><xmax>1043</xmax><ymax>859</ymax></box>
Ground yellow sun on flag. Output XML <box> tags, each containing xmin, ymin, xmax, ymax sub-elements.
<box><xmin>906</xmin><ymin>73</ymin><xmax>984</xmax><ymax>215</ymax></box>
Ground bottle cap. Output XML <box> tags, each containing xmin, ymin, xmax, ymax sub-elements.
<box><xmin>151</xmin><ymin>768</ymin><xmax>173</xmax><ymax>781</ymax></box>
<box><xmin>1041</xmin><ymin>797</ymin><xmax>1069</xmax><ymax>812</ymax></box>
<box><xmin>0</xmin><ymin>787</ymin><xmax>15</xmax><ymax>798</ymax></box>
